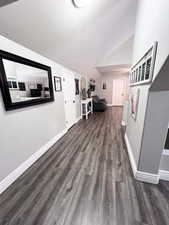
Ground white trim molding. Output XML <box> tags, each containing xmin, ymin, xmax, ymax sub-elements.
<box><xmin>0</xmin><ymin>128</ymin><xmax>68</xmax><ymax>194</ymax></box>
<box><xmin>124</xmin><ymin>133</ymin><xmax>137</xmax><ymax>176</ymax></box>
<box><xmin>136</xmin><ymin>171</ymin><xmax>159</xmax><ymax>184</ymax></box>
<box><xmin>163</xmin><ymin>149</ymin><xmax>169</xmax><ymax>156</ymax></box>
<box><xmin>159</xmin><ymin>170</ymin><xmax>169</xmax><ymax>181</ymax></box>
<box><xmin>121</xmin><ymin>121</ymin><xmax>126</xmax><ymax>126</ymax></box>
<box><xmin>107</xmin><ymin>104</ymin><xmax>113</xmax><ymax>107</ymax></box>
<box><xmin>75</xmin><ymin>115</ymin><xmax>82</xmax><ymax>124</ymax></box>
<box><xmin>125</xmin><ymin>133</ymin><xmax>160</xmax><ymax>184</ymax></box>
<box><xmin>67</xmin><ymin>116</ymin><xmax>82</xmax><ymax>130</ymax></box>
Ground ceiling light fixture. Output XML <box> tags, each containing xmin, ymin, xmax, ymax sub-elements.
<box><xmin>72</xmin><ymin>0</ymin><xmax>87</xmax><ymax>8</ymax></box>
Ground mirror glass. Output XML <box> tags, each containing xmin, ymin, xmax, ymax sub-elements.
<box><xmin>3</xmin><ymin>59</ymin><xmax>50</xmax><ymax>103</ymax></box>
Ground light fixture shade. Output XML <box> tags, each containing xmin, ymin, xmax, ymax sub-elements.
<box><xmin>72</xmin><ymin>0</ymin><xmax>87</xmax><ymax>8</ymax></box>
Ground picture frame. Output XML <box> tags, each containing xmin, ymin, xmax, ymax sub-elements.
<box><xmin>103</xmin><ymin>82</ymin><xmax>106</xmax><ymax>90</ymax></box>
<box><xmin>0</xmin><ymin>50</ymin><xmax>54</xmax><ymax>111</ymax></box>
<box><xmin>75</xmin><ymin>78</ymin><xmax>79</xmax><ymax>95</ymax></box>
<box><xmin>130</xmin><ymin>88</ymin><xmax>140</xmax><ymax>120</ymax></box>
<box><xmin>130</xmin><ymin>42</ymin><xmax>158</xmax><ymax>87</ymax></box>
<box><xmin>54</xmin><ymin>76</ymin><xmax>62</xmax><ymax>92</ymax></box>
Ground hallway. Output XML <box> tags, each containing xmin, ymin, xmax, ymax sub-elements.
<box><xmin>0</xmin><ymin>107</ymin><xmax>169</xmax><ymax>225</ymax></box>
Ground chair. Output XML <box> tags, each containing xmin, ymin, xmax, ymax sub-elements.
<box><xmin>92</xmin><ymin>95</ymin><xmax>107</xmax><ymax>112</ymax></box>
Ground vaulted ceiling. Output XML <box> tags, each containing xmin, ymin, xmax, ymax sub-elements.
<box><xmin>0</xmin><ymin>0</ymin><xmax>138</xmax><ymax>76</ymax></box>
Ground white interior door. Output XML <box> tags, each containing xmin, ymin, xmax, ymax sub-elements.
<box><xmin>112</xmin><ymin>77</ymin><xmax>129</xmax><ymax>106</ymax></box>
<box><xmin>63</xmin><ymin>73</ymin><xmax>76</xmax><ymax>129</ymax></box>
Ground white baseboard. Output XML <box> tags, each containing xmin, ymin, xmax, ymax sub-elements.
<box><xmin>124</xmin><ymin>133</ymin><xmax>137</xmax><ymax>176</ymax></box>
<box><xmin>121</xmin><ymin>121</ymin><xmax>126</xmax><ymax>126</ymax></box>
<box><xmin>136</xmin><ymin>171</ymin><xmax>159</xmax><ymax>184</ymax></box>
<box><xmin>0</xmin><ymin>128</ymin><xmax>68</xmax><ymax>195</ymax></box>
<box><xmin>159</xmin><ymin>170</ymin><xmax>169</xmax><ymax>181</ymax></box>
<box><xmin>163</xmin><ymin>149</ymin><xmax>169</xmax><ymax>156</ymax></box>
<box><xmin>75</xmin><ymin>115</ymin><xmax>82</xmax><ymax>123</ymax></box>
<box><xmin>124</xmin><ymin>133</ymin><xmax>160</xmax><ymax>184</ymax></box>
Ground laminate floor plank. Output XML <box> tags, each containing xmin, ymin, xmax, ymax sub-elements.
<box><xmin>0</xmin><ymin>107</ymin><xmax>169</xmax><ymax>225</ymax></box>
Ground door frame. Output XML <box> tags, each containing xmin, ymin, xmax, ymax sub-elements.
<box><xmin>112</xmin><ymin>77</ymin><xmax>129</xmax><ymax>106</ymax></box>
<box><xmin>62</xmin><ymin>73</ymin><xmax>77</xmax><ymax>130</ymax></box>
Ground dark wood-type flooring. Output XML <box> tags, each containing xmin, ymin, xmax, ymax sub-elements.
<box><xmin>0</xmin><ymin>107</ymin><xmax>169</xmax><ymax>225</ymax></box>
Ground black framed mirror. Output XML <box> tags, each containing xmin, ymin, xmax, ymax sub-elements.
<box><xmin>0</xmin><ymin>50</ymin><xmax>54</xmax><ymax>111</ymax></box>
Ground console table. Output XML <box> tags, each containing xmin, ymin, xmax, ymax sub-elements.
<box><xmin>81</xmin><ymin>98</ymin><xmax>93</xmax><ymax>119</ymax></box>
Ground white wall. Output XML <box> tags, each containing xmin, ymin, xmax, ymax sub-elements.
<box><xmin>126</xmin><ymin>85</ymin><xmax>149</xmax><ymax>166</ymax></box>
<box><xmin>0</xmin><ymin>35</ymin><xmax>81</xmax><ymax>182</ymax></box>
<box><xmin>138</xmin><ymin>91</ymin><xmax>169</xmax><ymax>174</ymax></box>
<box><xmin>0</xmin><ymin>0</ymin><xmax>137</xmax><ymax>76</ymax></box>
<box><xmin>160</xmin><ymin>156</ymin><xmax>169</xmax><ymax>171</ymax></box>
<box><xmin>96</xmin><ymin>73</ymin><xmax>129</xmax><ymax>105</ymax></box>
<box><xmin>132</xmin><ymin>1</ymin><xmax>169</xmax><ymax>77</ymax></box>
<box><xmin>126</xmin><ymin>0</ymin><xmax>169</xmax><ymax>171</ymax></box>
<box><xmin>99</xmin><ymin>37</ymin><xmax>134</xmax><ymax>67</ymax></box>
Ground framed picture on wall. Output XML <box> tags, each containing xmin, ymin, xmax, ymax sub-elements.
<box><xmin>103</xmin><ymin>82</ymin><xmax>106</xmax><ymax>90</ymax></box>
<box><xmin>0</xmin><ymin>50</ymin><xmax>54</xmax><ymax>111</ymax></box>
<box><xmin>130</xmin><ymin>88</ymin><xmax>140</xmax><ymax>120</ymax></box>
<box><xmin>130</xmin><ymin>42</ymin><xmax>158</xmax><ymax>86</ymax></box>
<box><xmin>54</xmin><ymin>76</ymin><xmax>62</xmax><ymax>92</ymax></box>
<box><xmin>75</xmin><ymin>79</ymin><xmax>80</xmax><ymax>95</ymax></box>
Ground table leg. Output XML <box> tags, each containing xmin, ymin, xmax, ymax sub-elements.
<box><xmin>91</xmin><ymin>100</ymin><xmax>93</xmax><ymax>114</ymax></box>
<box><xmin>86</xmin><ymin>103</ymin><xmax>88</xmax><ymax>119</ymax></box>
